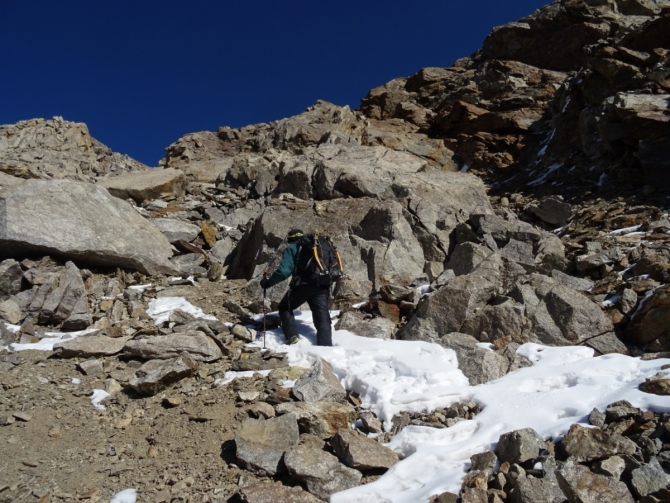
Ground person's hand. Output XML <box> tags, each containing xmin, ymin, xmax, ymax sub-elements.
<box><xmin>260</xmin><ymin>277</ymin><xmax>269</xmax><ymax>289</ymax></box>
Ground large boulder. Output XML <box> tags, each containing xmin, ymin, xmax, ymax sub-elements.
<box><xmin>129</xmin><ymin>352</ymin><xmax>198</xmax><ymax>396</ymax></box>
<box><xmin>235</xmin><ymin>413</ymin><xmax>300</xmax><ymax>476</ymax></box>
<box><xmin>275</xmin><ymin>402</ymin><xmax>357</xmax><ymax>439</ymax></box>
<box><xmin>151</xmin><ymin>218</ymin><xmax>201</xmax><ymax>244</ymax></box>
<box><xmin>556</xmin><ymin>460</ymin><xmax>635</xmax><ymax>503</ymax></box>
<box><xmin>284</xmin><ymin>434</ymin><xmax>362</xmax><ymax>500</ymax></box>
<box><xmin>0</xmin><ymin>259</ymin><xmax>23</xmax><ymax>300</ymax></box>
<box><xmin>626</xmin><ymin>285</ymin><xmax>670</xmax><ymax>348</ymax></box>
<box><xmin>0</xmin><ymin>179</ymin><xmax>177</xmax><ymax>275</ymax></box>
<box><xmin>98</xmin><ymin>168</ymin><xmax>186</xmax><ymax>204</ymax></box>
<box><xmin>123</xmin><ymin>332</ymin><xmax>222</xmax><ymax>362</ymax></box>
<box><xmin>292</xmin><ymin>358</ymin><xmax>347</xmax><ymax>403</ymax></box>
<box><xmin>331</xmin><ymin>428</ymin><xmax>399</xmax><ymax>471</ymax></box>
<box><xmin>54</xmin><ymin>335</ymin><xmax>129</xmax><ymax>358</ymax></box>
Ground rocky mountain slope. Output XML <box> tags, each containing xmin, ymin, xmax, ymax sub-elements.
<box><xmin>1</xmin><ymin>0</ymin><xmax>670</xmax><ymax>501</ymax></box>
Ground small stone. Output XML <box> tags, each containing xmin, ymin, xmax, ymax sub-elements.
<box><xmin>360</xmin><ymin>410</ymin><xmax>383</xmax><ymax>433</ymax></box>
<box><xmin>22</xmin><ymin>460</ymin><xmax>39</xmax><ymax>468</ymax></box>
<box><xmin>640</xmin><ymin>376</ymin><xmax>670</xmax><ymax>395</ymax></box>
<box><xmin>162</xmin><ymin>396</ymin><xmax>182</xmax><ymax>408</ymax></box>
<box><xmin>48</xmin><ymin>425</ymin><xmax>61</xmax><ymax>438</ymax></box>
<box><xmin>105</xmin><ymin>378</ymin><xmax>122</xmax><ymax>396</ymax></box>
<box><xmin>77</xmin><ymin>359</ymin><xmax>104</xmax><ymax>376</ymax></box>
<box><xmin>115</xmin><ymin>415</ymin><xmax>133</xmax><ymax>429</ymax></box>
<box><xmin>231</xmin><ymin>324</ymin><xmax>253</xmax><ymax>342</ymax></box>
<box><xmin>12</xmin><ymin>412</ymin><xmax>32</xmax><ymax>422</ymax></box>
<box><xmin>247</xmin><ymin>402</ymin><xmax>275</xmax><ymax>419</ymax></box>
<box><xmin>238</xmin><ymin>391</ymin><xmax>260</xmax><ymax>402</ymax></box>
<box><xmin>593</xmin><ymin>455</ymin><xmax>625</xmax><ymax>480</ymax></box>
<box><xmin>588</xmin><ymin>407</ymin><xmax>606</xmax><ymax>428</ymax></box>
<box><xmin>201</xmin><ymin>221</ymin><xmax>217</xmax><ymax>247</ymax></box>
<box><xmin>1</xmin><ymin>416</ymin><xmax>15</xmax><ymax>426</ymax></box>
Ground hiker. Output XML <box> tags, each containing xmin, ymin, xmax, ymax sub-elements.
<box><xmin>260</xmin><ymin>229</ymin><xmax>342</xmax><ymax>346</ymax></box>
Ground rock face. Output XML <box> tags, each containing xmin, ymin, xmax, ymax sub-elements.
<box><xmin>0</xmin><ymin>117</ymin><xmax>148</xmax><ymax>182</ymax></box>
<box><xmin>284</xmin><ymin>434</ymin><xmax>362</xmax><ymax>500</ymax></box>
<box><xmin>98</xmin><ymin>168</ymin><xmax>186</xmax><ymax>204</ymax></box>
<box><xmin>235</xmin><ymin>413</ymin><xmax>300</xmax><ymax>476</ymax></box>
<box><xmin>0</xmin><ymin>180</ymin><xmax>177</xmax><ymax>276</ymax></box>
<box><xmin>20</xmin><ymin>261</ymin><xmax>91</xmax><ymax>330</ymax></box>
<box><xmin>129</xmin><ymin>353</ymin><xmax>198</xmax><ymax>396</ymax></box>
<box><xmin>292</xmin><ymin>358</ymin><xmax>346</xmax><ymax>403</ymax></box>
<box><xmin>123</xmin><ymin>332</ymin><xmax>222</xmax><ymax>362</ymax></box>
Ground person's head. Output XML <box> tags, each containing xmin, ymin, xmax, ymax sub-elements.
<box><xmin>287</xmin><ymin>229</ymin><xmax>304</xmax><ymax>243</ymax></box>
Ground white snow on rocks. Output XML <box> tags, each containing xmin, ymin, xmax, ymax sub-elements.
<box><xmin>90</xmin><ymin>389</ymin><xmax>110</xmax><ymax>411</ymax></box>
<box><xmin>7</xmin><ymin>326</ymin><xmax>99</xmax><ymax>352</ymax></box>
<box><xmin>109</xmin><ymin>489</ymin><xmax>137</xmax><ymax>503</ymax></box>
<box><xmin>146</xmin><ymin>297</ymin><xmax>216</xmax><ymax>324</ymax></box>
<box><xmin>245</xmin><ymin>310</ymin><xmax>670</xmax><ymax>503</ymax></box>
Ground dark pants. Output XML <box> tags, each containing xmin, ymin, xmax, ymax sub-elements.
<box><xmin>278</xmin><ymin>284</ymin><xmax>332</xmax><ymax>346</ymax></box>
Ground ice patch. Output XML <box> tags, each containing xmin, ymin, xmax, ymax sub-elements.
<box><xmin>527</xmin><ymin>163</ymin><xmax>561</xmax><ymax>187</ymax></box>
<box><xmin>72</xmin><ymin>378</ymin><xmax>81</xmax><ymax>385</ymax></box>
<box><xmin>602</xmin><ymin>294</ymin><xmax>622</xmax><ymax>307</ymax></box>
<box><xmin>146</xmin><ymin>297</ymin><xmax>216</xmax><ymax>324</ymax></box>
<box><xmin>110</xmin><ymin>489</ymin><xmax>137</xmax><ymax>503</ymax></box>
<box><xmin>415</xmin><ymin>284</ymin><xmax>431</xmax><ymax>296</ymax></box>
<box><xmin>90</xmin><ymin>389</ymin><xmax>110</xmax><ymax>411</ymax></box>
<box><xmin>459</xmin><ymin>164</ymin><xmax>470</xmax><ymax>173</ymax></box>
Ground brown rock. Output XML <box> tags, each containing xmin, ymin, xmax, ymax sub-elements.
<box><xmin>331</xmin><ymin>428</ymin><xmax>399</xmax><ymax>471</ymax></box>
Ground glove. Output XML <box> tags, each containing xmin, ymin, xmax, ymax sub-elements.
<box><xmin>260</xmin><ymin>277</ymin><xmax>269</xmax><ymax>289</ymax></box>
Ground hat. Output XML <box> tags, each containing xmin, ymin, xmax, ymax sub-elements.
<box><xmin>287</xmin><ymin>229</ymin><xmax>304</xmax><ymax>241</ymax></box>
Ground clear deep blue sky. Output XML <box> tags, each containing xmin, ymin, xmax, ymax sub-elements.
<box><xmin>1</xmin><ymin>1</ymin><xmax>548</xmax><ymax>166</ymax></box>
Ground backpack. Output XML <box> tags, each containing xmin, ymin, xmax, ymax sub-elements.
<box><xmin>293</xmin><ymin>233</ymin><xmax>343</xmax><ymax>287</ymax></box>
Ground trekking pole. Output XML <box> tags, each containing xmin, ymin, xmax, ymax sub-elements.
<box><xmin>262</xmin><ymin>270</ymin><xmax>269</xmax><ymax>350</ymax></box>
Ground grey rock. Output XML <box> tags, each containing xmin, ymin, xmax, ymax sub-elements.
<box><xmin>0</xmin><ymin>259</ymin><xmax>23</xmax><ymax>300</ymax></box>
<box><xmin>129</xmin><ymin>352</ymin><xmax>198</xmax><ymax>396</ymax></box>
<box><xmin>582</xmin><ymin>332</ymin><xmax>630</xmax><ymax>356</ymax></box>
<box><xmin>447</xmin><ymin>242</ymin><xmax>492</xmax><ymax>276</ymax></box>
<box><xmin>550</xmin><ymin>270</ymin><xmax>594</xmax><ymax>292</ymax></box>
<box><xmin>54</xmin><ymin>335</ymin><xmax>129</xmax><ymax>358</ymax></box>
<box><xmin>231</xmin><ymin>324</ymin><xmax>254</xmax><ymax>343</ymax></box>
<box><xmin>575</xmin><ymin>248</ymin><xmax>624</xmax><ymax>273</ymax></box>
<box><xmin>123</xmin><ymin>332</ymin><xmax>222</xmax><ymax>362</ymax></box>
<box><xmin>151</xmin><ymin>219</ymin><xmax>201</xmax><ymax>244</ymax></box>
<box><xmin>77</xmin><ymin>359</ymin><xmax>103</xmax><ymax>376</ymax></box>
<box><xmin>331</xmin><ymin>428</ymin><xmax>399</xmax><ymax>471</ymax></box>
<box><xmin>275</xmin><ymin>402</ymin><xmax>357</xmax><ymax>439</ymax></box>
<box><xmin>512</xmin><ymin>473</ymin><xmax>567</xmax><ymax>503</ymax></box>
<box><xmin>0</xmin><ymin>299</ymin><xmax>22</xmax><ymax>325</ymax></box>
<box><xmin>495</xmin><ymin>428</ymin><xmax>546</xmax><ymax>464</ymax></box>
<box><xmin>593</xmin><ymin>455</ymin><xmax>625</xmax><ymax>480</ymax></box>
<box><xmin>556</xmin><ymin>459</ymin><xmax>634</xmax><ymax>503</ymax></box>
<box><xmin>460</xmin><ymin>488</ymin><xmax>488</xmax><ymax>503</ymax></box>
<box><xmin>170</xmin><ymin>253</ymin><xmax>207</xmax><ymax>277</ymax></box>
<box><xmin>0</xmin><ymin>180</ymin><xmax>177</xmax><ymax>275</ymax></box>
<box><xmin>210</xmin><ymin>236</ymin><xmax>237</xmax><ymax>264</ymax></box>
<box><xmin>98</xmin><ymin>168</ymin><xmax>186</xmax><ymax>204</ymax></box>
<box><xmin>0</xmin><ymin>322</ymin><xmax>17</xmax><ymax>346</ymax></box>
<box><xmin>235</xmin><ymin>413</ymin><xmax>300</xmax><ymax>476</ymax></box>
<box><xmin>460</xmin><ymin>298</ymin><xmax>528</xmax><ymax>344</ymax></box>
<box><xmin>588</xmin><ymin>408</ymin><xmax>606</xmax><ymax>428</ymax></box>
<box><xmin>284</xmin><ymin>434</ymin><xmax>362</xmax><ymax>500</ymax></box>
<box><xmin>500</xmin><ymin>239</ymin><xmax>536</xmax><ymax>270</ymax></box>
<box><xmin>293</xmin><ymin>357</ymin><xmax>346</xmax><ymax>403</ymax></box>
<box><xmin>620</xmin><ymin>288</ymin><xmax>638</xmax><ymax>316</ymax></box>
<box><xmin>527</xmin><ymin>196</ymin><xmax>572</xmax><ymax>226</ymax></box>
<box><xmin>630</xmin><ymin>456</ymin><xmax>670</xmax><ymax>497</ymax></box>
<box><xmin>335</xmin><ymin>312</ymin><xmax>396</xmax><ymax>339</ymax></box>
<box><xmin>470</xmin><ymin>451</ymin><xmax>497</xmax><ymax>472</ymax></box>
<box><xmin>165</xmin><ymin>131</ymin><xmax>234</xmax><ymax>183</ymax></box>
<box><xmin>561</xmin><ymin>424</ymin><xmax>638</xmax><ymax>462</ymax></box>
<box><xmin>238</xmin><ymin>483</ymin><xmax>321</xmax><ymax>503</ymax></box>
<box><xmin>605</xmin><ymin>401</ymin><xmax>641</xmax><ymax>423</ymax></box>
<box><xmin>359</xmin><ymin>410</ymin><xmax>383</xmax><ymax>434</ymax></box>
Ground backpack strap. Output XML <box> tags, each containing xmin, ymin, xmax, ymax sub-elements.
<box><xmin>312</xmin><ymin>232</ymin><xmax>325</xmax><ymax>271</ymax></box>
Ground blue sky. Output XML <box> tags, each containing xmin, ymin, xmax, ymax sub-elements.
<box><xmin>1</xmin><ymin>1</ymin><xmax>549</xmax><ymax>166</ymax></box>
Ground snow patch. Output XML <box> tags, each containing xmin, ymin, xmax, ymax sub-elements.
<box><xmin>110</xmin><ymin>489</ymin><xmax>137</xmax><ymax>503</ymax></box>
<box><xmin>9</xmin><ymin>328</ymin><xmax>99</xmax><ymax>352</ymax></box>
<box><xmin>90</xmin><ymin>389</ymin><xmax>110</xmax><ymax>411</ymax></box>
<box><xmin>146</xmin><ymin>297</ymin><xmax>216</xmax><ymax>324</ymax></box>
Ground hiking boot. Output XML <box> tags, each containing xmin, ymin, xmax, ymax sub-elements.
<box><xmin>285</xmin><ymin>335</ymin><xmax>300</xmax><ymax>345</ymax></box>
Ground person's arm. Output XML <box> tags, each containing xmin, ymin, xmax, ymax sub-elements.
<box><xmin>266</xmin><ymin>244</ymin><xmax>298</xmax><ymax>287</ymax></box>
